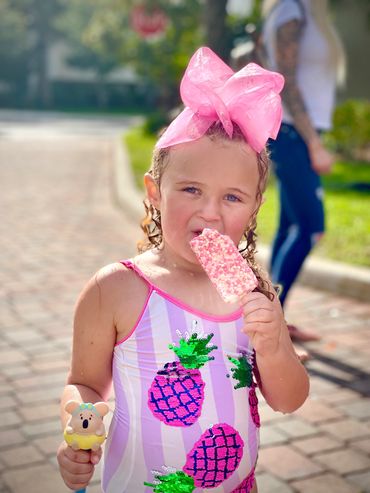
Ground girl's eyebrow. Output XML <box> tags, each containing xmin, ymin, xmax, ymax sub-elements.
<box><xmin>175</xmin><ymin>179</ymin><xmax>203</xmax><ymax>185</ymax></box>
<box><xmin>227</xmin><ymin>187</ymin><xmax>252</xmax><ymax>198</ymax></box>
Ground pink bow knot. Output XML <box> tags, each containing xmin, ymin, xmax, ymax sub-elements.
<box><xmin>156</xmin><ymin>47</ymin><xmax>284</xmax><ymax>153</ymax></box>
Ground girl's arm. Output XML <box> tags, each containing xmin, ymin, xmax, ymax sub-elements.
<box><xmin>63</xmin><ymin>266</ymin><xmax>118</xmax><ymax>408</ymax></box>
<box><xmin>57</xmin><ymin>266</ymin><xmax>119</xmax><ymax>490</ymax></box>
<box><xmin>254</xmin><ymin>326</ymin><xmax>309</xmax><ymax>413</ymax></box>
<box><xmin>240</xmin><ymin>290</ymin><xmax>309</xmax><ymax>413</ymax></box>
<box><xmin>275</xmin><ymin>19</ymin><xmax>334</xmax><ymax>174</ymax></box>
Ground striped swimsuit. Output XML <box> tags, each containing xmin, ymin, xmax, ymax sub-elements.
<box><xmin>102</xmin><ymin>260</ymin><xmax>260</xmax><ymax>492</ymax></box>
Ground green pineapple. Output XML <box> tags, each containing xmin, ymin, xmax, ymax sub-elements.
<box><xmin>227</xmin><ymin>354</ymin><xmax>253</xmax><ymax>389</ymax></box>
<box><xmin>144</xmin><ymin>470</ymin><xmax>195</xmax><ymax>493</ymax></box>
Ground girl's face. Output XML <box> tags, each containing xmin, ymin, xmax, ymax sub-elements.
<box><xmin>145</xmin><ymin>136</ymin><xmax>260</xmax><ymax>268</ymax></box>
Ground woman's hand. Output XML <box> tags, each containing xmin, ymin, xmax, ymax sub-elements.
<box><xmin>308</xmin><ymin>137</ymin><xmax>335</xmax><ymax>174</ymax></box>
<box><xmin>57</xmin><ymin>441</ymin><xmax>102</xmax><ymax>490</ymax></box>
<box><xmin>239</xmin><ymin>291</ymin><xmax>284</xmax><ymax>358</ymax></box>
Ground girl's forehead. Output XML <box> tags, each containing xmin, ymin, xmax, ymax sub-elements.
<box><xmin>160</xmin><ymin>136</ymin><xmax>259</xmax><ymax>190</ymax></box>
<box><xmin>167</xmin><ymin>136</ymin><xmax>257</xmax><ymax>172</ymax></box>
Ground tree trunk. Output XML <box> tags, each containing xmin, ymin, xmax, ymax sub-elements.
<box><xmin>203</xmin><ymin>0</ymin><xmax>231</xmax><ymax>62</ymax></box>
<box><xmin>30</xmin><ymin>0</ymin><xmax>54</xmax><ymax>108</ymax></box>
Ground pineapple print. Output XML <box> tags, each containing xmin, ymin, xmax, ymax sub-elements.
<box><xmin>231</xmin><ymin>468</ymin><xmax>255</xmax><ymax>493</ymax></box>
<box><xmin>248</xmin><ymin>384</ymin><xmax>260</xmax><ymax>428</ymax></box>
<box><xmin>148</xmin><ymin>328</ymin><xmax>217</xmax><ymax>427</ymax></box>
<box><xmin>227</xmin><ymin>352</ymin><xmax>260</xmax><ymax>428</ymax></box>
<box><xmin>144</xmin><ymin>469</ymin><xmax>195</xmax><ymax>493</ymax></box>
<box><xmin>227</xmin><ymin>354</ymin><xmax>253</xmax><ymax>389</ymax></box>
<box><xmin>184</xmin><ymin>423</ymin><xmax>244</xmax><ymax>488</ymax></box>
<box><xmin>145</xmin><ymin>423</ymin><xmax>244</xmax><ymax>491</ymax></box>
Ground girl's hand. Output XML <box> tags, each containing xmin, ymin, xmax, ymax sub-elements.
<box><xmin>240</xmin><ymin>291</ymin><xmax>285</xmax><ymax>357</ymax></box>
<box><xmin>57</xmin><ymin>441</ymin><xmax>102</xmax><ymax>490</ymax></box>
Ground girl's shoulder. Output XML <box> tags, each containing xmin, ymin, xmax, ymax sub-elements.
<box><xmin>88</xmin><ymin>261</ymin><xmax>142</xmax><ymax>296</ymax></box>
<box><xmin>85</xmin><ymin>259</ymin><xmax>151</xmax><ymax>341</ymax></box>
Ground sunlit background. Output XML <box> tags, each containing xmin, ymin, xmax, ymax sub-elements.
<box><xmin>1</xmin><ymin>1</ymin><xmax>369</xmax><ymax>108</ymax></box>
<box><xmin>1</xmin><ymin>0</ymin><xmax>369</xmax><ymax>263</ymax></box>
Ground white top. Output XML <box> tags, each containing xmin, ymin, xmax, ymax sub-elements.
<box><xmin>263</xmin><ymin>0</ymin><xmax>336</xmax><ymax>130</ymax></box>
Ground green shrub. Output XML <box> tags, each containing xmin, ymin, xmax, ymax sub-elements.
<box><xmin>326</xmin><ymin>99</ymin><xmax>370</xmax><ymax>160</ymax></box>
<box><xmin>142</xmin><ymin>111</ymin><xmax>169</xmax><ymax>135</ymax></box>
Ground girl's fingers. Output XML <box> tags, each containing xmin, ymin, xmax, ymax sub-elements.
<box><xmin>239</xmin><ymin>291</ymin><xmax>265</xmax><ymax>305</ymax></box>
<box><xmin>64</xmin><ymin>447</ymin><xmax>91</xmax><ymax>463</ymax></box>
<box><xmin>63</xmin><ymin>456</ymin><xmax>93</xmax><ymax>475</ymax></box>
<box><xmin>64</xmin><ymin>471</ymin><xmax>91</xmax><ymax>487</ymax></box>
<box><xmin>243</xmin><ymin>308</ymin><xmax>274</xmax><ymax>324</ymax></box>
<box><xmin>243</xmin><ymin>321</ymin><xmax>273</xmax><ymax>335</ymax></box>
<box><xmin>240</xmin><ymin>295</ymin><xmax>274</xmax><ymax>312</ymax></box>
<box><xmin>90</xmin><ymin>448</ymin><xmax>102</xmax><ymax>465</ymax></box>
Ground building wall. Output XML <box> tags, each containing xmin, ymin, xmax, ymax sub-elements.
<box><xmin>48</xmin><ymin>42</ymin><xmax>137</xmax><ymax>84</ymax></box>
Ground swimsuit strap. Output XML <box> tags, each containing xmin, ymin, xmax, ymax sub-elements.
<box><xmin>120</xmin><ymin>259</ymin><xmax>154</xmax><ymax>290</ymax></box>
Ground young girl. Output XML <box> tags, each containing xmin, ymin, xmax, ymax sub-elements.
<box><xmin>57</xmin><ymin>47</ymin><xmax>309</xmax><ymax>493</ymax></box>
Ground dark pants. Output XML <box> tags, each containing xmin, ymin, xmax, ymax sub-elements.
<box><xmin>268</xmin><ymin>123</ymin><xmax>325</xmax><ymax>306</ymax></box>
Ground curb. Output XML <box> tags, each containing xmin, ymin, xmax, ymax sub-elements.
<box><xmin>113</xmin><ymin>135</ymin><xmax>144</xmax><ymax>221</ymax></box>
<box><xmin>256</xmin><ymin>245</ymin><xmax>370</xmax><ymax>303</ymax></box>
<box><xmin>114</xmin><ymin>137</ymin><xmax>370</xmax><ymax>303</ymax></box>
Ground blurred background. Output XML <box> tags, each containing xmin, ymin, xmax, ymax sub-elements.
<box><xmin>1</xmin><ymin>1</ymin><xmax>369</xmax><ymax>108</ymax></box>
<box><xmin>1</xmin><ymin>0</ymin><xmax>369</xmax><ymax>270</ymax></box>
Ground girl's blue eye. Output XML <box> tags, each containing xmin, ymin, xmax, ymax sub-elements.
<box><xmin>225</xmin><ymin>194</ymin><xmax>241</xmax><ymax>202</ymax></box>
<box><xmin>183</xmin><ymin>186</ymin><xmax>199</xmax><ymax>194</ymax></box>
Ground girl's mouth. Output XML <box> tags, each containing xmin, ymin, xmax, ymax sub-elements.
<box><xmin>192</xmin><ymin>228</ymin><xmax>220</xmax><ymax>237</ymax></box>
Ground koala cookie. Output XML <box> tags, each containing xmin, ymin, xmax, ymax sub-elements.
<box><xmin>64</xmin><ymin>401</ymin><xmax>109</xmax><ymax>451</ymax></box>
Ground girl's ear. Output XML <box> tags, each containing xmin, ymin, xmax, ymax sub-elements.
<box><xmin>144</xmin><ymin>173</ymin><xmax>161</xmax><ymax>210</ymax></box>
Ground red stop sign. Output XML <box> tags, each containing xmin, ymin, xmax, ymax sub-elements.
<box><xmin>131</xmin><ymin>5</ymin><xmax>168</xmax><ymax>38</ymax></box>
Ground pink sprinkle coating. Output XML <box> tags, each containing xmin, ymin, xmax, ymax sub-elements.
<box><xmin>190</xmin><ymin>228</ymin><xmax>258</xmax><ymax>303</ymax></box>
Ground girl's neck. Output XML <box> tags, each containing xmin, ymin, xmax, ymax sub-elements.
<box><xmin>135</xmin><ymin>248</ymin><xmax>239</xmax><ymax>317</ymax></box>
<box><xmin>147</xmin><ymin>244</ymin><xmax>206</xmax><ymax>277</ymax></box>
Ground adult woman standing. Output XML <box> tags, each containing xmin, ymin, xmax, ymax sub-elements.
<box><xmin>262</xmin><ymin>0</ymin><xmax>346</xmax><ymax>341</ymax></box>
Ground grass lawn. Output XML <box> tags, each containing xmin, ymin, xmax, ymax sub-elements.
<box><xmin>124</xmin><ymin>126</ymin><xmax>370</xmax><ymax>267</ymax></box>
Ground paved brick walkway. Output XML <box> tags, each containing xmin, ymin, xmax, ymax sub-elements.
<box><xmin>0</xmin><ymin>113</ymin><xmax>369</xmax><ymax>493</ymax></box>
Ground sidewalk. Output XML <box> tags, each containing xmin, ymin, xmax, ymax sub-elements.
<box><xmin>1</xmin><ymin>113</ymin><xmax>370</xmax><ymax>493</ymax></box>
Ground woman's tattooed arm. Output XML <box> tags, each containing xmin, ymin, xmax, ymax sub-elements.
<box><xmin>275</xmin><ymin>19</ymin><xmax>335</xmax><ymax>174</ymax></box>
<box><xmin>276</xmin><ymin>19</ymin><xmax>318</xmax><ymax>144</ymax></box>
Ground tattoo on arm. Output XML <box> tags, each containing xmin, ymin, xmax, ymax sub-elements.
<box><xmin>276</xmin><ymin>19</ymin><xmax>317</xmax><ymax>143</ymax></box>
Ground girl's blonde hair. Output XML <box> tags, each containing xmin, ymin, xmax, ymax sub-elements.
<box><xmin>138</xmin><ymin>122</ymin><xmax>274</xmax><ymax>300</ymax></box>
<box><xmin>262</xmin><ymin>0</ymin><xmax>346</xmax><ymax>85</ymax></box>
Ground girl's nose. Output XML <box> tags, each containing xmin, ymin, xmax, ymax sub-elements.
<box><xmin>199</xmin><ymin>198</ymin><xmax>221</xmax><ymax>222</ymax></box>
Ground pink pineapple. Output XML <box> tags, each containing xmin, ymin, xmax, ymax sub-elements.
<box><xmin>147</xmin><ymin>328</ymin><xmax>217</xmax><ymax>427</ymax></box>
<box><xmin>231</xmin><ymin>468</ymin><xmax>255</xmax><ymax>493</ymax></box>
<box><xmin>248</xmin><ymin>384</ymin><xmax>260</xmax><ymax>428</ymax></box>
<box><xmin>184</xmin><ymin>423</ymin><xmax>244</xmax><ymax>488</ymax></box>
<box><xmin>144</xmin><ymin>423</ymin><xmax>244</xmax><ymax>491</ymax></box>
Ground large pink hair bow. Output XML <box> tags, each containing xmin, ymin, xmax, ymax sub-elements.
<box><xmin>156</xmin><ymin>46</ymin><xmax>284</xmax><ymax>153</ymax></box>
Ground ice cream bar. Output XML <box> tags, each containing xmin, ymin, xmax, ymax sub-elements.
<box><xmin>190</xmin><ymin>228</ymin><xmax>258</xmax><ymax>303</ymax></box>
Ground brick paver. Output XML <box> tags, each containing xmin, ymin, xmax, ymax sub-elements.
<box><xmin>1</xmin><ymin>111</ymin><xmax>369</xmax><ymax>492</ymax></box>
